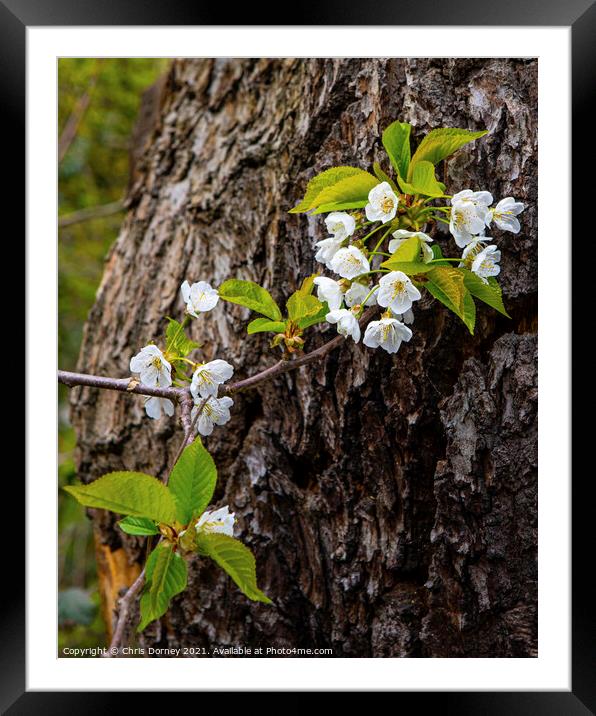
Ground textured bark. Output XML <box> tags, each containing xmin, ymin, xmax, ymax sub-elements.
<box><xmin>71</xmin><ymin>58</ymin><xmax>538</xmax><ymax>657</ymax></box>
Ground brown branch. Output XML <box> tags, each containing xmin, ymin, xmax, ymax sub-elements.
<box><xmin>102</xmin><ymin>569</ymin><xmax>146</xmax><ymax>657</ymax></box>
<box><xmin>62</xmin><ymin>306</ymin><xmax>378</xmax><ymax>655</ymax></box>
<box><xmin>59</xmin><ymin>200</ymin><xmax>124</xmax><ymax>229</ymax></box>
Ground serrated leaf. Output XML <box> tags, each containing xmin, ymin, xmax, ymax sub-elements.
<box><xmin>165</xmin><ymin>318</ymin><xmax>199</xmax><ymax>358</ymax></box>
<box><xmin>425</xmin><ymin>267</ymin><xmax>476</xmax><ymax>334</ymax></box>
<box><xmin>168</xmin><ymin>437</ymin><xmax>217</xmax><ymax>525</ymax></box>
<box><xmin>462</xmin><ymin>271</ymin><xmax>510</xmax><ymax>317</ymax></box>
<box><xmin>219</xmin><ymin>279</ymin><xmax>282</xmax><ymax>321</ymax></box>
<box><xmin>385</xmin><ymin>235</ymin><xmax>421</xmax><ymax>263</ymax></box>
<box><xmin>397</xmin><ymin>160</ymin><xmax>444</xmax><ymax>197</ymax></box>
<box><xmin>382</xmin><ymin>120</ymin><xmax>412</xmax><ymax>179</ymax></box>
<box><xmin>409</xmin><ymin>127</ymin><xmax>488</xmax><ymax>174</ymax></box>
<box><xmin>379</xmin><ymin>260</ymin><xmax>433</xmax><ymax>276</ymax></box>
<box><xmin>372</xmin><ymin>162</ymin><xmax>399</xmax><ymax>193</ymax></box>
<box><xmin>298</xmin><ymin>302</ymin><xmax>329</xmax><ymax>329</ymax></box>
<box><xmin>118</xmin><ymin>516</ymin><xmax>160</xmax><ymax>536</ymax></box>
<box><xmin>307</xmin><ymin>171</ymin><xmax>379</xmax><ymax>215</ymax></box>
<box><xmin>196</xmin><ymin>533</ymin><xmax>272</xmax><ymax>604</ymax></box>
<box><xmin>63</xmin><ymin>472</ymin><xmax>177</xmax><ymax>525</ymax></box>
<box><xmin>247</xmin><ymin>318</ymin><xmax>286</xmax><ymax>335</ymax></box>
<box><xmin>138</xmin><ymin>543</ymin><xmax>188</xmax><ymax>631</ymax></box>
<box><xmin>286</xmin><ymin>291</ymin><xmax>324</xmax><ymax>323</ymax></box>
<box><xmin>289</xmin><ymin>166</ymin><xmax>364</xmax><ymax>213</ymax></box>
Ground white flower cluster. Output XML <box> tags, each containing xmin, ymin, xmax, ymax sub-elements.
<box><xmin>129</xmin><ymin>279</ymin><xmax>235</xmax><ymax>434</ymax></box>
<box><xmin>449</xmin><ymin>190</ymin><xmax>525</xmax><ymax>284</ymax></box>
<box><xmin>195</xmin><ymin>505</ymin><xmax>236</xmax><ymax>536</ymax></box>
<box><xmin>313</xmin><ymin>181</ymin><xmax>417</xmax><ymax>355</ymax></box>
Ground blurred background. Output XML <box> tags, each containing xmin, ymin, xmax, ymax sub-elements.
<box><xmin>58</xmin><ymin>58</ymin><xmax>169</xmax><ymax>651</ymax></box>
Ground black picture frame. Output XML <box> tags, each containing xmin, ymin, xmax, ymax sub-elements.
<box><xmin>8</xmin><ymin>0</ymin><xmax>589</xmax><ymax>710</ymax></box>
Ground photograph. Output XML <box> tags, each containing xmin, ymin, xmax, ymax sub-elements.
<box><xmin>57</xmin><ymin>56</ymin><xmax>538</xmax><ymax>660</ymax></box>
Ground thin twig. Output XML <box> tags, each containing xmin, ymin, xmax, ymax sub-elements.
<box><xmin>59</xmin><ymin>200</ymin><xmax>124</xmax><ymax>229</ymax></box>
<box><xmin>63</xmin><ymin>306</ymin><xmax>378</xmax><ymax>655</ymax></box>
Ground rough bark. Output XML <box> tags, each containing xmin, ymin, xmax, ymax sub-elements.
<box><xmin>71</xmin><ymin>58</ymin><xmax>537</xmax><ymax>657</ymax></box>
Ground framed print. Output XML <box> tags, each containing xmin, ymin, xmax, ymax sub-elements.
<box><xmin>7</xmin><ymin>0</ymin><xmax>589</xmax><ymax>708</ymax></box>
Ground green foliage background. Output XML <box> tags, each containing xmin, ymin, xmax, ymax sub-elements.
<box><xmin>58</xmin><ymin>58</ymin><xmax>168</xmax><ymax>653</ymax></box>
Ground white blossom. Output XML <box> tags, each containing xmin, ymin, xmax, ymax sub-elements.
<box><xmin>325</xmin><ymin>308</ymin><xmax>361</xmax><ymax>343</ymax></box>
<box><xmin>181</xmin><ymin>280</ymin><xmax>219</xmax><ymax>317</ymax></box>
<box><xmin>458</xmin><ymin>237</ymin><xmax>487</xmax><ymax>269</ymax></box>
<box><xmin>487</xmin><ymin>197</ymin><xmax>525</xmax><ymax>233</ymax></box>
<box><xmin>324</xmin><ymin>212</ymin><xmax>356</xmax><ymax>241</ymax></box>
<box><xmin>192</xmin><ymin>395</ymin><xmax>234</xmax><ymax>436</ymax></box>
<box><xmin>449</xmin><ymin>190</ymin><xmax>493</xmax><ymax>247</ymax></box>
<box><xmin>365</xmin><ymin>182</ymin><xmax>399</xmax><ymax>224</ymax></box>
<box><xmin>471</xmin><ymin>245</ymin><xmax>501</xmax><ymax>283</ymax></box>
<box><xmin>196</xmin><ymin>505</ymin><xmax>236</xmax><ymax>536</ymax></box>
<box><xmin>314</xmin><ymin>237</ymin><xmax>343</xmax><ymax>269</ymax></box>
<box><xmin>313</xmin><ymin>276</ymin><xmax>344</xmax><ymax>311</ymax></box>
<box><xmin>391</xmin><ymin>308</ymin><xmax>415</xmax><ymax>325</ymax></box>
<box><xmin>344</xmin><ymin>281</ymin><xmax>377</xmax><ymax>308</ymax></box>
<box><xmin>129</xmin><ymin>345</ymin><xmax>172</xmax><ymax>387</ymax></box>
<box><xmin>190</xmin><ymin>359</ymin><xmax>234</xmax><ymax>399</ymax></box>
<box><xmin>363</xmin><ymin>317</ymin><xmax>412</xmax><ymax>354</ymax></box>
<box><xmin>377</xmin><ymin>271</ymin><xmax>422</xmax><ymax>315</ymax></box>
<box><xmin>329</xmin><ymin>245</ymin><xmax>370</xmax><ymax>279</ymax></box>
<box><xmin>144</xmin><ymin>396</ymin><xmax>175</xmax><ymax>420</ymax></box>
<box><xmin>389</xmin><ymin>229</ymin><xmax>434</xmax><ymax>263</ymax></box>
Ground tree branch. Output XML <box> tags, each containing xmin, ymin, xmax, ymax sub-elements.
<box><xmin>62</xmin><ymin>306</ymin><xmax>378</xmax><ymax>654</ymax></box>
<box><xmin>59</xmin><ymin>200</ymin><xmax>124</xmax><ymax>229</ymax></box>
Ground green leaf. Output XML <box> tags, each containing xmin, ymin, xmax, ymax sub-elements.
<box><xmin>409</xmin><ymin>127</ymin><xmax>488</xmax><ymax>175</ymax></box>
<box><xmin>138</xmin><ymin>542</ymin><xmax>188</xmax><ymax>631</ymax></box>
<box><xmin>247</xmin><ymin>318</ymin><xmax>286</xmax><ymax>335</ymax></box>
<box><xmin>462</xmin><ymin>271</ymin><xmax>510</xmax><ymax>317</ymax></box>
<box><xmin>425</xmin><ymin>267</ymin><xmax>476</xmax><ymax>334</ymax></box>
<box><xmin>289</xmin><ymin>166</ymin><xmax>364</xmax><ymax>213</ymax></box>
<box><xmin>118</xmin><ymin>516</ymin><xmax>160</xmax><ymax>536</ymax></box>
<box><xmin>397</xmin><ymin>161</ymin><xmax>444</xmax><ymax>197</ymax></box>
<box><xmin>165</xmin><ymin>318</ymin><xmax>198</xmax><ymax>358</ymax></box>
<box><xmin>379</xmin><ymin>260</ymin><xmax>433</xmax><ymax>276</ymax></box>
<box><xmin>168</xmin><ymin>437</ymin><xmax>217</xmax><ymax>525</ymax></box>
<box><xmin>219</xmin><ymin>279</ymin><xmax>282</xmax><ymax>321</ymax></box>
<box><xmin>286</xmin><ymin>291</ymin><xmax>324</xmax><ymax>323</ymax></box>
<box><xmin>298</xmin><ymin>302</ymin><xmax>329</xmax><ymax>329</ymax></box>
<box><xmin>383</xmin><ymin>235</ymin><xmax>421</xmax><ymax>264</ymax></box>
<box><xmin>63</xmin><ymin>472</ymin><xmax>177</xmax><ymax>525</ymax></box>
<box><xmin>196</xmin><ymin>533</ymin><xmax>272</xmax><ymax>604</ymax></box>
<box><xmin>372</xmin><ymin>162</ymin><xmax>399</xmax><ymax>193</ymax></box>
<box><xmin>382</xmin><ymin>120</ymin><xmax>412</xmax><ymax>179</ymax></box>
<box><xmin>426</xmin><ymin>266</ymin><xmax>466</xmax><ymax>315</ymax></box>
<box><xmin>310</xmin><ymin>171</ymin><xmax>379</xmax><ymax>215</ymax></box>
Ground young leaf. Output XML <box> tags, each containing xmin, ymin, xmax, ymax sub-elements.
<box><xmin>425</xmin><ymin>267</ymin><xmax>476</xmax><ymax>334</ymax></box>
<box><xmin>289</xmin><ymin>166</ymin><xmax>365</xmax><ymax>213</ymax></box>
<box><xmin>286</xmin><ymin>292</ymin><xmax>324</xmax><ymax>323</ymax></box>
<box><xmin>409</xmin><ymin>127</ymin><xmax>488</xmax><ymax>174</ymax></box>
<box><xmin>138</xmin><ymin>542</ymin><xmax>188</xmax><ymax>631</ymax></box>
<box><xmin>382</xmin><ymin>120</ymin><xmax>412</xmax><ymax>179</ymax></box>
<box><xmin>462</xmin><ymin>271</ymin><xmax>510</xmax><ymax>317</ymax></box>
<box><xmin>298</xmin><ymin>274</ymin><xmax>317</xmax><ymax>296</ymax></box>
<box><xmin>196</xmin><ymin>533</ymin><xmax>272</xmax><ymax>604</ymax></box>
<box><xmin>165</xmin><ymin>318</ymin><xmax>198</xmax><ymax>358</ymax></box>
<box><xmin>219</xmin><ymin>279</ymin><xmax>282</xmax><ymax>321</ymax></box>
<box><xmin>372</xmin><ymin>162</ymin><xmax>399</xmax><ymax>193</ymax></box>
<box><xmin>168</xmin><ymin>437</ymin><xmax>217</xmax><ymax>525</ymax></box>
<box><xmin>298</xmin><ymin>302</ymin><xmax>329</xmax><ymax>329</ymax></box>
<box><xmin>118</xmin><ymin>516</ymin><xmax>160</xmax><ymax>536</ymax></box>
<box><xmin>247</xmin><ymin>318</ymin><xmax>286</xmax><ymax>335</ymax></box>
<box><xmin>397</xmin><ymin>160</ymin><xmax>444</xmax><ymax>197</ymax></box>
<box><xmin>306</xmin><ymin>171</ymin><xmax>379</xmax><ymax>215</ymax></box>
<box><xmin>382</xmin><ymin>235</ymin><xmax>421</xmax><ymax>264</ymax></box>
<box><xmin>379</xmin><ymin>260</ymin><xmax>433</xmax><ymax>276</ymax></box>
<box><xmin>63</xmin><ymin>472</ymin><xmax>177</xmax><ymax>525</ymax></box>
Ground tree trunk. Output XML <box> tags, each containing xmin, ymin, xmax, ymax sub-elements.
<box><xmin>71</xmin><ymin>58</ymin><xmax>537</xmax><ymax>657</ymax></box>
